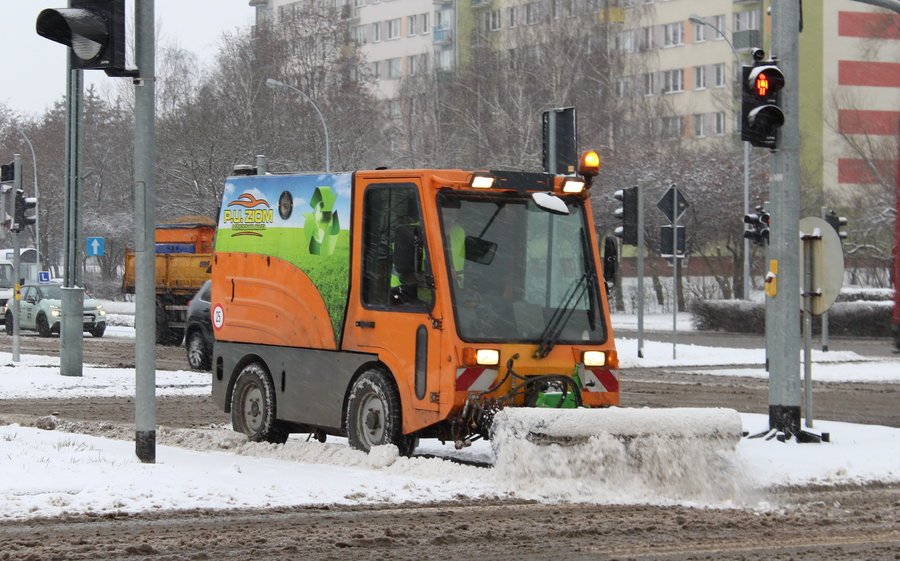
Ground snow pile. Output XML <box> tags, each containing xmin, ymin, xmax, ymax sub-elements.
<box><xmin>491</xmin><ymin>408</ymin><xmax>753</xmax><ymax>505</ymax></box>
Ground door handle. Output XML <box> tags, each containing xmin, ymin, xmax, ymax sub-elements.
<box><xmin>355</xmin><ymin>320</ymin><xmax>375</xmax><ymax>328</ymax></box>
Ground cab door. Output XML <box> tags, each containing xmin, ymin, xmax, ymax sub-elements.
<box><xmin>344</xmin><ymin>179</ymin><xmax>443</xmax><ymax>416</ymax></box>
<box><xmin>20</xmin><ymin>286</ymin><xmax>37</xmax><ymax>329</ymax></box>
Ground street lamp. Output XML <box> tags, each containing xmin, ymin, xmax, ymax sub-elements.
<box><xmin>689</xmin><ymin>14</ymin><xmax>752</xmax><ymax>300</ymax></box>
<box><xmin>13</xmin><ymin>125</ymin><xmax>41</xmax><ymax>267</ymax></box>
<box><xmin>265</xmin><ymin>78</ymin><xmax>331</xmax><ymax>172</ymax></box>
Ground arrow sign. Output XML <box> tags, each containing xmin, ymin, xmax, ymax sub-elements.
<box><xmin>86</xmin><ymin>236</ymin><xmax>105</xmax><ymax>257</ymax></box>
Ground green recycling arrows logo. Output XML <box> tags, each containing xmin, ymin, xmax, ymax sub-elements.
<box><xmin>303</xmin><ymin>186</ymin><xmax>340</xmax><ymax>256</ymax></box>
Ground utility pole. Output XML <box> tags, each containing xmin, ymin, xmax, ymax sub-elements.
<box><xmin>134</xmin><ymin>0</ymin><xmax>157</xmax><ymax>463</ymax></box>
<box><xmin>766</xmin><ymin>1</ymin><xmax>804</xmax><ymax>438</ymax></box>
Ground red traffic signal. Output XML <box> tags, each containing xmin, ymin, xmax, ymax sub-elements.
<box><xmin>741</xmin><ymin>59</ymin><xmax>786</xmax><ymax>150</ymax></box>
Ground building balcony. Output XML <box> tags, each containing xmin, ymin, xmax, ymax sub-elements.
<box><xmin>433</xmin><ymin>26</ymin><xmax>453</xmax><ymax>45</ymax></box>
<box><xmin>733</xmin><ymin>29</ymin><xmax>762</xmax><ymax>50</ymax></box>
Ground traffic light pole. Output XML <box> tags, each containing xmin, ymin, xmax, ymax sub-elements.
<box><xmin>134</xmin><ymin>0</ymin><xmax>157</xmax><ymax>464</ymax></box>
<box><xmin>11</xmin><ymin>155</ymin><xmax>22</xmax><ymax>363</ymax></box>
<box><xmin>61</xmin><ymin>56</ymin><xmax>84</xmax><ymax>378</ymax></box>
<box><xmin>766</xmin><ymin>1</ymin><xmax>803</xmax><ymax>438</ymax></box>
<box><xmin>637</xmin><ymin>184</ymin><xmax>645</xmax><ymax>358</ymax></box>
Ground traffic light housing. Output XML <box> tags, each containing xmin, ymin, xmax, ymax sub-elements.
<box><xmin>0</xmin><ymin>162</ymin><xmax>14</xmax><ymax>239</ymax></box>
<box><xmin>744</xmin><ymin>206</ymin><xmax>770</xmax><ymax>246</ymax></box>
<box><xmin>613</xmin><ymin>187</ymin><xmax>638</xmax><ymax>246</ymax></box>
<box><xmin>824</xmin><ymin>209</ymin><xmax>848</xmax><ymax>241</ymax></box>
<box><xmin>741</xmin><ymin>52</ymin><xmax>785</xmax><ymax>149</ymax></box>
<box><xmin>12</xmin><ymin>189</ymin><xmax>37</xmax><ymax>233</ymax></box>
<box><xmin>36</xmin><ymin>0</ymin><xmax>132</xmax><ymax>76</ymax></box>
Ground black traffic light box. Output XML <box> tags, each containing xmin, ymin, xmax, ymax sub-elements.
<box><xmin>824</xmin><ymin>210</ymin><xmax>848</xmax><ymax>241</ymax></box>
<box><xmin>36</xmin><ymin>0</ymin><xmax>132</xmax><ymax>76</ymax></box>
<box><xmin>741</xmin><ymin>55</ymin><xmax>785</xmax><ymax>149</ymax></box>
<box><xmin>13</xmin><ymin>190</ymin><xmax>37</xmax><ymax>233</ymax></box>
<box><xmin>613</xmin><ymin>187</ymin><xmax>638</xmax><ymax>246</ymax></box>
<box><xmin>743</xmin><ymin>207</ymin><xmax>770</xmax><ymax>246</ymax></box>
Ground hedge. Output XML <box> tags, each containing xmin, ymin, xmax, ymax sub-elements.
<box><xmin>689</xmin><ymin>297</ymin><xmax>893</xmax><ymax>337</ymax></box>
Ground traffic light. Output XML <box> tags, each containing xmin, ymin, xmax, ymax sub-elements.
<box><xmin>741</xmin><ymin>51</ymin><xmax>785</xmax><ymax>149</ymax></box>
<box><xmin>0</xmin><ymin>162</ymin><xmax>14</xmax><ymax>240</ymax></box>
<box><xmin>824</xmin><ymin>209</ymin><xmax>848</xmax><ymax>241</ymax></box>
<box><xmin>12</xmin><ymin>190</ymin><xmax>37</xmax><ymax>233</ymax></box>
<box><xmin>613</xmin><ymin>187</ymin><xmax>638</xmax><ymax>246</ymax></box>
<box><xmin>36</xmin><ymin>0</ymin><xmax>132</xmax><ymax>76</ymax></box>
<box><xmin>744</xmin><ymin>205</ymin><xmax>770</xmax><ymax>246</ymax></box>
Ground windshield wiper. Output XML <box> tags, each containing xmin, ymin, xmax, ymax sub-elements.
<box><xmin>534</xmin><ymin>271</ymin><xmax>590</xmax><ymax>359</ymax></box>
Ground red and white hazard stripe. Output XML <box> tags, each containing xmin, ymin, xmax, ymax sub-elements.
<box><xmin>455</xmin><ymin>367</ymin><xmax>499</xmax><ymax>392</ymax></box>
<box><xmin>581</xmin><ymin>367</ymin><xmax>619</xmax><ymax>393</ymax></box>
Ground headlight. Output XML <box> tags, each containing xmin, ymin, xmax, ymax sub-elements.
<box><xmin>51</xmin><ymin>308</ymin><xmax>61</xmax><ymax>317</ymax></box>
<box><xmin>96</xmin><ymin>306</ymin><xmax>106</xmax><ymax>316</ymax></box>
<box><xmin>583</xmin><ymin>351</ymin><xmax>607</xmax><ymax>367</ymax></box>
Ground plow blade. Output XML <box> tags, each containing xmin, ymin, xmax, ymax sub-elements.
<box><xmin>490</xmin><ymin>408</ymin><xmax>747</xmax><ymax>501</ymax></box>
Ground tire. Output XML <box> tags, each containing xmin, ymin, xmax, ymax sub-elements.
<box><xmin>186</xmin><ymin>330</ymin><xmax>210</xmax><ymax>371</ymax></box>
<box><xmin>345</xmin><ymin>369</ymin><xmax>415</xmax><ymax>456</ymax></box>
<box><xmin>230</xmin><ymin>362</ymin><xmax>288</xmax><ymax>444</ymax></box>
<box><xmin>90</xmin><ymin>324</ymin><xmax>106</xmax><ymax>338</ymax></box>
<box><xmin>4</xmin><ymin>312</ymin><xmax>12</xmax><ymax>335</ymax></box>
<box><xmin>37</xmin><ymin>314</ymin><xmax>51</xmax><ymax>337</ymax></box>
<box><xmin>155</xmin><ymin>304</ymin><xmax>182</xmax><ymax>346</ymax></box>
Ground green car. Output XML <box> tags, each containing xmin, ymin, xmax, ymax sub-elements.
<box><xmin>3</xmin><ymin>282</ymin><xmax>106</xmax><ymax>338</ymax></box>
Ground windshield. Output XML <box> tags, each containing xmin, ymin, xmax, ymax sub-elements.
<box><xmin>438</xmin><ymin>191</ymin><xmax>605</xmax><ymax>344</ymax></box>
<box><xmin>39</xmin><ymin>285</ymin><xmax>63</xmax><ymax>300</ymax></box>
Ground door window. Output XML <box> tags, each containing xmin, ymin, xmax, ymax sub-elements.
<box><xmin>362</xmin><ymin>184</ymin><xmax>433</xmax><ymax>311</ymax></box>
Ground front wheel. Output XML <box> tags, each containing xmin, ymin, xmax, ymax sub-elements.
<box><xmin>230</xmin><ymin>362</ymin><xmax>288</xmax><ymax>444</ymax></box>
<box><xmin>36</xmin><ymin>314</ymin><xmax>51</xmax><ymax>337</ymax></box>
<box><xmin>90</xmin><ymin>323</ymin><xmax>106</xmax><ymax>338</ymax></box>
<box><xmin>4</xmin><ymin>312</ymin><xmax>12</xmax><ymax>335</ymax></box>
<box><xmin>345</xmin><ymin>369</ymin><xmax>415</xmax><ymax>456</ymax></box>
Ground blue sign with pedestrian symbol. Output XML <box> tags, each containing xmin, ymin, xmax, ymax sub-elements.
<box><xmin>86</xmin><ymin>237</ymin><xmax>105</xmax><ymax>257</ymax></box>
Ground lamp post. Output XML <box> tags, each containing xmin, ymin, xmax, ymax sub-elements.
<box><xmin>265</xmin><ymin>78</ymin><xmax>331</xmax><ymax>172</ymax></box>
<box><xmin>689</xmin><ymin>14</ymin><xmax>751</xmax><ymax>300</ymax></box>
<box><xmin>13</xmin><ymin>125</ymin><xmax>40</xmax><ymax>266</ymax></box>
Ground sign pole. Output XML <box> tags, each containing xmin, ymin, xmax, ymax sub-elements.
<box><xmin>637</xmin><ymin>184</ymin><xmax>645</xmax><ymax>358</ymax></box>
<box><xmin>671</xmin><ymin>183</ymin><xmax>678</xmax><ymax>360</ymax></box>
<box><xmin>11</xmin><ymin>155</ymin><xmax>22</xmax><ymax>363</ymax></box>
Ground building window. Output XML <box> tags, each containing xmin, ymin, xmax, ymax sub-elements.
<box><xmin>439</xmin><ymin>48</ymin><xmax>453</xmax><ymax>70</ymax></box>
<box><xmin>420</xmin><ymin>53</ymin><xmax>429</xmax><ymax>72</ymax></box>
<box><xmin>693</xmin><ymin>114</ymin><xmax>705</xmax><ymax>137</ymax></box>
<box><xmin>387</xmin><ymin>18</ymin><xmax>400</xmax><ymax>40</ymax></box>
<box><xmin>662</xmin><ymin>116</ymin><xmax>683</xmax><ymax>139</ymax></box>
<box><xmin>354</xmin><ymin>25</ymin><xmax>367</xmax><ymax>44</ymax></box>
<box><xmin>643</xmin><ymin>72</ymin><xmax>655</xmax><ymax>95</ymax></box>
<box><xmin>715</xmin><ymin>112</ymin><xmax>726</xmax><ymax>135</ymax></box>
<box><xmin>734</xmin><ymin>10</ymin><xmax>760</xmax><ymax>31</ymax></box>
<box><xmin>371</xmin><ymin>60</ymin><xmax>381</xmax><ymax>79</ymax></box>
<box><xmin>662</xmin><ymin>69</ymin><xmax>684</xmax><ymax>93</ymax></box>
<box><xmin>551</xmin><ymin>0</ymin><xmax>560</xmax><ymax>19</ymax></box>
<box><xmin>663</xmin><ymin>22</ymin><xmax>683</xmax><ymax>46</ymax></box>
<box><xmin>525</xmin><ymin>2</ymin><xmax>540</xmax><ymax>24</ymax></box>
<box><xmin>640</xmin><ymin>26</ymin><xmax>654</xmax><ymax>50</ymax></box>
<box><xmin>421</xmin><ymin>13</ymin><xmax>429</xmax><ymax>34</ymax></box>
<box><xmin>407</xmin><ymin>15</ymin><xmax>417</xmax><ymax>36</ymax></box>
<box><xmin>616</xmin><ymin>77</ymin><xmax>632</xmax><ymax>97</ymax></box>
<box><xmin>714</xmin><ymin>63</ymin><xmax>725</xmax><ymax>87</ymax></box>
<box><xmin>486</xmin><ymin>9</ymin><xmax>501</xmax><ymax>31</ymax></box>
<box><xmin>694</xmin><ymin>65</ymin><xmax>706</xmax><ymax>89</ymax></box>
<box><xmin>694</xmin><ymin>21</ymin><xmax>706</xmax><ymax>42</ymax></box>
<box><xmin>713</xmin><ymin>15</ymin><xmax>725</xmax><ymax>39</ymax></box>
<box><xmin>408</xmin><ymin>54</ymin><xmax>417</xmax><ymax>75</ymax></box>
<box><xmin>388</xmin><ymin>57</ymin><xmax>401</xmax><ymax>79</ymax></box>
<box><xmin>507</xmin><ymin>6</ymin><xmax>518</xmax><ymax>27</ymax></box>
<box><xmin>372</xmin><ymin>21</ymin><xmax>381</xmax><ymax>42</ymax></box>
<box><xmin>616</xmin><ymin>30</ymin><xmax>635</xmax><ymax>53</ymax></box>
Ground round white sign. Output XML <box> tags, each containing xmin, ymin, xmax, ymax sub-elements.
<box><xmin>213</xmin><ymin>304</ymin><xmax>225</xmax><ymax>329</ymax></box>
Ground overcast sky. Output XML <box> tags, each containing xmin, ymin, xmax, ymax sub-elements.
<box><xmin>2</xmin><ymin>1</ymin><xmax>255</xmax><ymax>117</ymax></box>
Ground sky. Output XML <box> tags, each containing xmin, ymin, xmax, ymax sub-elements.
<box><xmin>1</xmin><ymin>0</ymin><xmax>256</xmax><ymax>117</ymax></box>
<box><xmin>1</xmin><ymin>307</ymin><xmax>899</xmax><ymax>520</ymax></box>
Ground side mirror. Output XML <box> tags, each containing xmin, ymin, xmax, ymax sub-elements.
<box><xmin>603</xmin><ymin>236</ymin><xmax>619</xmax><ymax>286</ymax></box>
<box><xmin>26</xmin><ymin>297</ymin><xmax>36</xmax><ymax>305</ymax></box>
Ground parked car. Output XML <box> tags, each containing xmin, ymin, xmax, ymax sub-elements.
<box><xmin>3</xmin><ymin>282</ymin><xmax>106</xmax><ymax>337</ymax></box>
<box><xmin>184</xmin><ymin>280</ymin><xmax>212</xmax><ymax>370</ymax></box>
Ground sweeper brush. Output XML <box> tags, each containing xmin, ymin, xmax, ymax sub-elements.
<box><xmin>491</xmin><ymin>408</ymin><xmax>746</xmax><ymax>499</ymax></box>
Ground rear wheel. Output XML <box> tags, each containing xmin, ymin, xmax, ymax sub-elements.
<box><xmin>36</xmin><ymin>314</ymin><xmax>51</xmax><ymax>337</ymax></box>
<box><xmin>4</xmin><ymin>312</ymin><xmax>12</xmax><ymax>335</ymax></box>
<box><xmin>231</xmin><ymin>362</ymin><xmax>288</xmax><ymax>444</ymax></box>
<box><xmin>186</xmin><ymin>330</ymin><xmax>210</xmax><ymax>370</ymax></box>
<box><xmin>345</xmin><ymin>369</ymin><xmax>415</xmax><ymax>456</ymax></box>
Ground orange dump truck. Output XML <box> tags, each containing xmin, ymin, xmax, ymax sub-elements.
<box><xmin>123</xmin><ymin>216</ymin><xmax>214</xmax><ymax>345</ymax></box>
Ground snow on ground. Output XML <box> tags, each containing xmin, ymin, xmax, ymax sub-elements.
<box><xmin>2</xmin><ymin>319</ymin><xmax>899</xmax><ymax>521</ymax></box>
